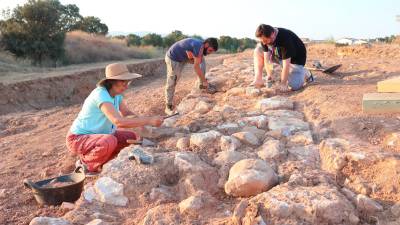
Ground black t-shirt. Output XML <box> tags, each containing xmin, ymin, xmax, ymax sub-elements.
<box><xmin>261</xmin><ymin>28</ymin><xmax>306</xmax><ymax>66</ymax></box>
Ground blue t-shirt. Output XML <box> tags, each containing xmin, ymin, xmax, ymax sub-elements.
<box><xmin>70</xmin><ymin>87</ymin><xmax>123</xmax><ymax>135</ymax></box>
<box><xmin>167</xmin><ymin>38</ymin><xmax>203</xmax><ymax>62</ymax></box>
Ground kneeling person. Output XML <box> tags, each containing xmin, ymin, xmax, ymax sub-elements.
<box><xmin>252</xmin><ymin>24</ymin><xmax>312</xmax><ymax>91</ymax></box>
<box><xmin>66</xmin><ymin>63</ymin><xmax>164</xmax><ymax>175</ymax></box>
<box><xmin>165</xmin><ymin>37</ymin><xmax>219</xmax><ymax>115</ymax></box>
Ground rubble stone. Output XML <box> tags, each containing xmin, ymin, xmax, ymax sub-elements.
<box><xmin>319</xmin><ymin>138</ymin><xmax>349</xmax><ymax>175</ymax></box>
<box><xmin>220</xmin><ymin>135</ymin><xmax>242</xmax><ymax>151</ymax></box>
<box><xmin>29</xmin><ymin>217</ymin><xmax>72</xmax><ymax>225</ymax></box>
<box><xmin>213</xmin><ymin>150</ymin><xmax>246</xmax><ymax>167</ymax></box>
<box><xmin>225</xmin><ymin>159</ymin><xmax>278</xmax><ymax>197</ymax></box>
<box><xmin>190</xmin><ymin>130</ymin><xmax>221</xmax><ymax>149</ymax></box>
<box><xmin>232</xmin><ymin>132</ymin><xmax>260</xmax><ymax>146</ymax></box>
<box><xmin>94</xmin><ymin>177</ymin><xmax>128</xmax><ymax>206</ymax></box>
<box><xmin>238</xmin><ymin>115</ymin><xmax>268</xmax><ymax>129</ymax></box>
<box><xmin>257</xmin><ymin>139</ymin><xmax>287</xmax><ymax>162</ymax></box>
<box><xmin>257</xmin><ymin>96</ymin><xmax>294</xmax><ymax>111</ymax></box>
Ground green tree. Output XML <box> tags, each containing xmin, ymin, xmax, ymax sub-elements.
<box><xmin>59</xmin><ymin>4</ymin><xmax>82</xmax><ymax>32</ymax></box>
<box><xmin>238</xmin><ymin>38</ymin><xmax>256</xmax><ymax>51</ymax></box>
<box><xmin>141</xmin><ymin>33</ymin><xmax>163</xmax><ymax>47</ymax></box>
<box><xmin>0</xmin><ymin>0</ymin><xmax>71</xmax><ymax>65</ymax></box>
<box><xmin>75</xmin><ymin>16</ymin><xmax>108</xmax><ymax>35</ymax></box>
<box><xmin>113</xmin><ymin>35</ymin><xmax>126</xmax><ymax>40</ymax></box>
<box><xmin>219</xmin><ymin>36</ymin><xmax>240</xmax><ymax>52</ymax></box>
<box><xmin>126</xmin><ymin>34</ymin><xmax>141</xmax><ymax>46</ymax></box>
<box><xmin>163</xmin><ymin>30</ymin><xmax>187</xmax><ymax>47</ymax></box>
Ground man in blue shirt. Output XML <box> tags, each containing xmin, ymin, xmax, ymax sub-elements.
<box><xmin>164</xmin><ymin>37</ymin><xmax>219</xmax><ymax>115</ymax></box>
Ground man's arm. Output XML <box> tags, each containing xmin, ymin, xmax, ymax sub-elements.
<box><xmin>186</xmin><ymin>51</ymin><xmax>195</xmax><ymax>64</ymax></box>
<box><xmin>281</xmin><ymin>58</ymin><xmax>291</xmax><ymax>84</ymax></box>
<box><xmin>264</xmin><ymin>52</ymin><xmax>274</xmax><ymax>78</ymax></box>
<box><xmin>193</xmin><ymin>55</ymin><xmax>207</xmax><ymax>85</ymax></box>
<box><xmin>100</xmin><ymin>102</ymin><xmax>163</xmax><ymax>128</ymax></box>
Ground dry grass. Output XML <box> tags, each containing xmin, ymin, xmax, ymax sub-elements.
<box><xmin>64</xmin><ymin>31</ymin><xmax>163</xmax><ymax>64</ymax></box>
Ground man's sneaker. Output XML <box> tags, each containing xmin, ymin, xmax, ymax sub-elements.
<box><xmin>75</xmin><ymin>160</ymin><xmax>100</xmax><ymax>177</ymax></box>
<box><xmin>164</xmin><ymin>104</ymin><xmax>176</xmax><ymax>116</ymax></box>
<box><xmin>305</xmin><ymin>70</ymin><xmax>315</xmax><ymax>84</ymax></box>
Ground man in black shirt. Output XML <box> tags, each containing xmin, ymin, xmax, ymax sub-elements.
<box><xmin>252</xmin><ymin>24</ymin><xmax>311</xmax><ymax>91</ymax></box>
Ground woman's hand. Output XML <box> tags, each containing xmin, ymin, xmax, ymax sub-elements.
<box><xmin>149</xmin><ymin>116</ymin><xmax>164</xmax><ymax>127</ymax></box>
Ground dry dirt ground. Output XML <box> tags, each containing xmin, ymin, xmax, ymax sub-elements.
<box><xmin>0</xmin><ymin>55</ymin><xmax>229</xmax><ymax>224</ymax></box>
<box><xmin>1</xmin><ymin>43</ymin><xmax>400</xmax><ymax>224</ymax></box>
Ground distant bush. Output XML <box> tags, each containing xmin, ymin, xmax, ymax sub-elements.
<box><xmin>163</xmin><ymin>30</ymin><xmax>188</xmax><ymax>48</ymax></box>
<box><xmin>126</xmin><ymin>34</ymin><xmax>141</xmax><ymax>46</ymax></box>
<box><xmin>219</xmin><ymin>36</ymin><xmax>257</xmax><ymax>53</ymax></box>
<box><xmin>0</xmin><ymin>0</ymin><xmax>109</xmax><ymax>66</ymax></box>
<box><xmin>141</xmin><ymin>33</ymin><xmax>163</xmax><ymax>47</ymax></box>
<box><xmin>64</xmin><ymin>31</ymin><xmax>162</xmax><ymax>64</ymax></box>
<box><xmin>74</xmin><ymin>16</ymin><xmax>108</xmax><ymax>35</ymax></box>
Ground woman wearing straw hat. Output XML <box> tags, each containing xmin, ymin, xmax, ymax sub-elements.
<box><xmin>66</xmin><ymin>63</ymin><xmax>164</xmax><ymax>175</ymax></box>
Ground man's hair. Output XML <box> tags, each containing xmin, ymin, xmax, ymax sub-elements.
<box><xmin>255</xmin><ymin>24</ymin><xmax>274</xmax><ymax>38</ymax></box>
<box><xmin>204</xmin><ymin>38</ymin><xmax>218</xmax><ymax>51</ymax></box>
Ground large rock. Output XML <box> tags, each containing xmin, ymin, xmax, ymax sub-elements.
<box><xmin>232</xmin><ymin>131</ymin><xmax>260</xmax><ymax>146</ymax></box>
<box><xmin>268</xmin><ymin>117</ymin><xmax>310</xmax><ymax>134</ymax></box>
<box><xmin>176</xmin><ymin>97</ymin><xmax>199</xmax><ymax>114</ymax></box>
<box><xmin>257</xmin><ymin>96</ymin><xmax>294</xmax><ymax>111</ymax></box>
<box><xmin>319</xmin><ymin>138</ymin><xmax>349</xmax><ymax>175</ymax></box>
<box><xmin>93</xmin><ymin>177</ymin><xmax>128</xmax><ymax>206</ymax></box>
<box><xmin>225</xmin><ymin>159</ymin><xmax>278</xmax><ymax>197</ymax></box>
<box><xmin>30</xmin><ymin>217</ymin><xmax>72</xmax><ymax>225</ymax></box>
<box><xmin>257</xmin><ymin>139</ymin><xmax>287</xmax><ymax>162</ymax></box>
<box><xmin>238</xmin><ymin>115</ymin><xmax>268</xmax><ymax>129</ymax></box>
<box><xmin>190</xmin><ymin>130</ymin><xmax>221</xmax><ymax>149</ymax></box>
<box><xmin>220</xmin><ymin>136</ymin><xmax>242</xmax><ymax>151</ymax></box>
<box><xmin>245</xmin><ymin>184</ymin><xmax>358</xmax><ymax>225</ymax></box>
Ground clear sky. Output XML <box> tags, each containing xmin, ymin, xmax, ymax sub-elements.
<box><xmin>1</xmin><ymin>0</ymin><xmax>399</xmax><ymax>40</ymax></box>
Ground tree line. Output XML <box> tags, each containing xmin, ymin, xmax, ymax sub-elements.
<box><xmin>0</xmin><ymin>0</ymin><xmax>256</xmax><ymax>66</ymax></box>
<box><xmin>115</xmin><ymin>31</ymin><xmax>256</xmax><ymax>53</ymax></box>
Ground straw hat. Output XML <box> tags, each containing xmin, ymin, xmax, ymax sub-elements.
<box><xmin>97</xmin><ymin>63</ymin><xmax>142</xmax><ymax>86</ymax></box>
